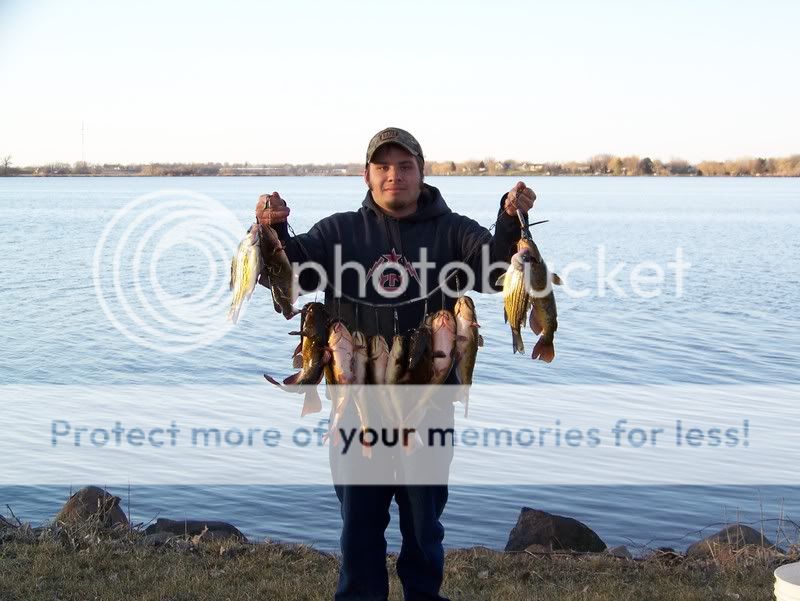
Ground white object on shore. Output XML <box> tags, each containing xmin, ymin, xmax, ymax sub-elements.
<box><xmin>775</xmin><ymin>562</ymin><xmax>800</xmax><ymax>601</ymax></box>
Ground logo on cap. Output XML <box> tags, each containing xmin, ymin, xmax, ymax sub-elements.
<box><xmin>379</xmin><ymin>130</ymin><xmax>400</xmax><ymax>141</ymax></box>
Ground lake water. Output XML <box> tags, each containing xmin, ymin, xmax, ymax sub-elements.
<box><xmin>1</xmin><ymin>175</ymin><xmax>799</xmax><ymax>553</ymax></box>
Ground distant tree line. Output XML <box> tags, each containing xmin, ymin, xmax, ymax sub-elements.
<box><xmin>2</xmin><ymin>154</ymin><xmax>800</xmax><ymax>177</ymax></box>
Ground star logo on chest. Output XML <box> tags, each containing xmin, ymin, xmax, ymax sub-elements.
<box><xmin>366</xmin><ymin>248</ymin><xmax>421</xmax><ymax>291</ymax></box>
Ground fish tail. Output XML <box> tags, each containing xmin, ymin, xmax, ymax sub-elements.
<box><xmin>531</xmin><ymin>337</ymin><xmax>555</xmax><ymax>363</ymax></box>
<box><xmin>512</xmin><ymin>329</ymin><xmax>525</xmax><ymax>354</ymax></box>
<box><xmin>300</xmin><ymin>386</ymin><xmax>323</xmax><ymax>417</ymax></box>
<box><xmin>227</xmin><ymin>303</ymin><xmax>241</xmax><ymax>324</ymax></box>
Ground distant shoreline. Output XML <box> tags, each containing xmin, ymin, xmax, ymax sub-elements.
<box><xmin>2</xmin><ymin>154</ymin><xmax>798</xmax><ymax>177</ymax></box>
<box><xmin>2</xmin><ymin>173</ymin><xmax>798</xmax><ymax>178</ymax></box>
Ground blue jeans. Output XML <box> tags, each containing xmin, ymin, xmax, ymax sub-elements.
<box><xmin>333</xmin><ymin>484</ymin><xmax>450</xmax><ymax>601</ymax></box>
<box><xmin>331</xmin><ymin>400</ymin><xmax>454</xmax><ymax>601</ymax></box>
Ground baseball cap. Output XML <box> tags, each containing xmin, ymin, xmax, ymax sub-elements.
<box><xmin>366</xmin><ymin>127</ymin><xmax>424</xmax><ymax>164</ymax></box>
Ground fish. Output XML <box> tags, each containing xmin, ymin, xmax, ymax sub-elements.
<box><xmin>385</xmin><ymin>335</ymin><xmax>408</xmax><ymax>385</ymax></box>
<box><xmin>400</xmin><ymin>316</ymin><xmax>454</xmax><ymax>453</ymax></box>
<box><xmin>514</xmin><ymin>238</ymin><xmax>560</xmax><ymax>362</ymax></box>
<box><xmin>351</xmin><ymin>331</ymin><xmax>369</xmax><ymax>385</ymax></box>
<box><xmin>454</xmin><ymin>296</ymin><xmax>483</xmax><ymax>415</ymax></box>
<box><xmin>497</xmin><ymin>240</ymin><xmax>533</xmax><ymax>354</ymax></box>
<box><xmin>263</xmin><ymin>302</ymin><xmax>330</xmax><ymax>416</ymax></box>
<box><xmin>227</xmin><ymin>223</ymin><xmax>262</xmax><ymax>324</ymax></box>
<box><xmin>324</xmin><ymin>320</ymin><xmax>356</xmax><ymax>445</ymax></box>
<box><xmin>384</xmin><ymin>334</ymin><xmax>409</xmax><ymax>430</ymax></box>
<box><xmin>367</xmin><ymin>335</ymin><xmax>390</xmax><ymax>385</ymax></box>
<box><xmin>349</xmin><ymin>330</ymin><xmax>373</xmax><ymax>456</ymax></box>
<box><xmin>259</xmin><ymin>224</ymin><xmax>299</xmax><ymax>320</ymax></box>
<box><xmin>401</xmin><ymin>326</ymin><xmax>434</xmax><ymax>384</ymax></box>
<box><xmin>429</xmin><ymin>310</ymin><xmax>457</xmax><ymax>385</ymax></box>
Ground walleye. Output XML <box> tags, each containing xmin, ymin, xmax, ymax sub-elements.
<box><xmin>367</xmin><ymin>335</ymin><xmax>390</xmax><ymax>384</ymax></box>
<box><xmin>228</xmin><ymin>224</ymin><xmax>262</xmax><ymax>324</ymax></box>
<box><xmin>263</xmin><ymin>302</ymin><xmax>329</xmax><ymax>416</ymax></box>
<box><xmin>429</xmin><ymin>310</ymin><xmax>457</xmax><ymax>385</ymax></box>
<box><xmin>454</xmin><ymin>296</ymin><xmax>483</xmax><ymax>414</ymax></box>
<box><xmin>259</xmin><ymin>224</ymin><xmax>299</xmax><ymax>320</ymax></box>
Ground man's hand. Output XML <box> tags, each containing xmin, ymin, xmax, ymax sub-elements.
<box><xmin>256</xmin><ymin>192</ymin><xmax>291</xmax><ymax>227</ymax></box>
<box><xmin>503</xmin><ymin>181</ymin><xmax>536</xmax><ymax>216</ymax></box>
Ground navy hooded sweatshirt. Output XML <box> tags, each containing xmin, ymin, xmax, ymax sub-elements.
<box><xmin>261</xmin><ymin>183</ymin><xmax>521</xmax><ymax>338</ymax></box>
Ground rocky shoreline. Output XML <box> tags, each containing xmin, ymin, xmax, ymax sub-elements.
<box><xmin>2</xmin><ymin>486</ymin><xmax>798</xmax><ymax>601</ymax></box>
<box><xmin>2</xmin><ymin>485</ymin><xmax>795</xmax><ymax>562</ymax></box>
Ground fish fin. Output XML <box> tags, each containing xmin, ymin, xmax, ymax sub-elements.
<box><xmin>478</xmin><ymin>334</ymin><xmax>484</xmax><ymax>347</ymax></box>
<box><xmin>283</xmin><ymin>371</ymin><xmax>302</xmax><ymax>386</ymax></box>
<box><xmin>503</xmin><ymin>308</ymin><xmax>508</xmax><ymax>324</ymax></box>
<box><xmin>292</xmin><ymin>354</ymin><xmax>303</xmax><ymax>369</ymax></box>
<box><xmin>288</xmin><ymin>331</ymin><xmax>302</xmax><ymax>336</ymax></box>
<box><xmin>263</xmin><ymin>373</ymin><xmax>285</xmax><ymax>388</ymax></box>
<box><xmin>300</xmin><ymin>386</ymin><xmax>322</xmax><ymax>417</ymax></box>
<box><xmin>292</xmin><ymin>341</ymin><xmax>302</xmax><ymax>355</ymax></box>
<box><xmin>495</xmin><ymin>274</ymin><xmax>505</xmax><ymax>287</ymax></box>
<box><xmin>284</xmin><ymin>307</ymin><xmax>301</xmax><ymax>320</ymax></box>
<box><xmin>552</xmin><ymin>273</ymin><xmax>563</xmax><ymax>286</ymax></box>
<box><xmin>531</xmin><ymin>338</ymin><xmax>555</xmax><ymax>363</ymax></box>
<box><xmin>472</xmin><ymin>321</ymin><xmax>481</xmax><ymax>328</ymax></box>
<box><xmin>512</xmin><ymin>329</ymin><xmax>525</xmax><ymax>354</ymax></box>
<box><xmin>529</xmin><ymin>309</ymin><xmax>543</xmax><ymax>335</ymax></box>
<box><xmin>227</xmin><ymin>305</ymin><xmax>241</xmax><ymax>325</ymax></box>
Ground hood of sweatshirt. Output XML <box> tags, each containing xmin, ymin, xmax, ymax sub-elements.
<box><xmin>361</xmin><ymin>183</ymin><xmax>451</xmax><ymax>223</ymax></box>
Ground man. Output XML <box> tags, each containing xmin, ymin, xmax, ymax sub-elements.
<box><xmin>256</xmin><ymin>127</ymin><xmax>534</xmax><ymax>601</ymax></box>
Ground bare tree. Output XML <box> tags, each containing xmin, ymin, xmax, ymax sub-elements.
<box><xmin>1</xmin><ymin>155</ymin><xmax>11</xmax><ymax>176</ymax></box>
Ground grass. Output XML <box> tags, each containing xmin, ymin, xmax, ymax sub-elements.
<box><xmin>0</xmin><ymin>524</ymin><xmax>793</xmax><ymax>601</ymax></box>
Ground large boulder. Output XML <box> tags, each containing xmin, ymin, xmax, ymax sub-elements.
<box><xmin>55</xmin><ymin>486</ymin><xmax>129</xmax><ymax>529</ymax></box>
<box><xmin>144</xmin><ymin>518</ymin><xmax>247</xmax><ymax>542</ymax></box>
<box><xmin>687</xmin><ymin>524</ymin><xmax>781</xmax><ymax>558</ymax></box>
<box><xmin>504</xmin><ymin>507</ymin><xmax>606</xmax><ymax>553</ymax></box>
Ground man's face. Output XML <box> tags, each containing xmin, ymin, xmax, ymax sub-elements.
<box><xmin>364</xmin><ymin>144</ymin><xmax>422</xmax><ymax>217</ymax></box>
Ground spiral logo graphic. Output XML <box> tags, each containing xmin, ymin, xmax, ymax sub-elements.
<box><xmin>93</xmin><ymin>189</ymin><xmax>247</xmax><ymax>353</ymax></box>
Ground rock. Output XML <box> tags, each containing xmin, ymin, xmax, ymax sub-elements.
<box><xmin>644</xmin><ymin>547</ymin><xmax>684</xmax><ymax>564</ymax></box>
<box><xmin>144</xmin><ymin>518</ymin><xmax>247</xmax><ymax>542</ymax></box>
<box><xmin>141</xmin><ymin>532</ymin><xmax>174</xmax><ymax>547</ymax></box>
<box><xmin>55</xmin><ymin>486</ymin><xmax>129</xmax><ymax>529</ymax></box>
<box><xmin>504</xmin><ymin>507</ymin><xmax>606</xmax><ymax>553</ymax></box>
<box><xmin>687</xmin><ymin>524</ymin><xmax>781</xmax><ymax>558</ymax></box>
<box><xmin>605</xmin><ymin>545</ymin><xmax>633</xmax><ymax>559</ymax></box>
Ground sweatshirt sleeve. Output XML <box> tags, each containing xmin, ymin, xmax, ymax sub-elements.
<box><xmin>457</xmin><ymin>193</ymin><xmax>521</xmax><ymax>293</ymax></box>
<box><xmin>259</xmin><ymin>220</ymin><xmax>329</xmax><ymax>293</ymax></box>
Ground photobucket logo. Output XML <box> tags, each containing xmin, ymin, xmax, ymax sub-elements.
<box><xmin>92</xmin><ymin>190</ymin><xmax>243</xmax><ymax>353</ymax></box>
<box><xmin>291</xmin><ymin>244</ymin><xmax>691</xmax><ymax>301</ymax></box>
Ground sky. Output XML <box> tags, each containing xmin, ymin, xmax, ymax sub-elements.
<box><xmin>1</xmin><ymin>0</ymin><xmax>798</xmax><ymax>165</ymax></box>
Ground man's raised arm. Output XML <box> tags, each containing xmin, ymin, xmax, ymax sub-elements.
<box><xmin>255</xmin><ymin>191</ymin><xmax>328</xmax><ymax>293</ymax></box>
<box><xmin>459</xmin><ymin>181</ymin><xmax>536</xmax><ymax>293</ymax></box>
